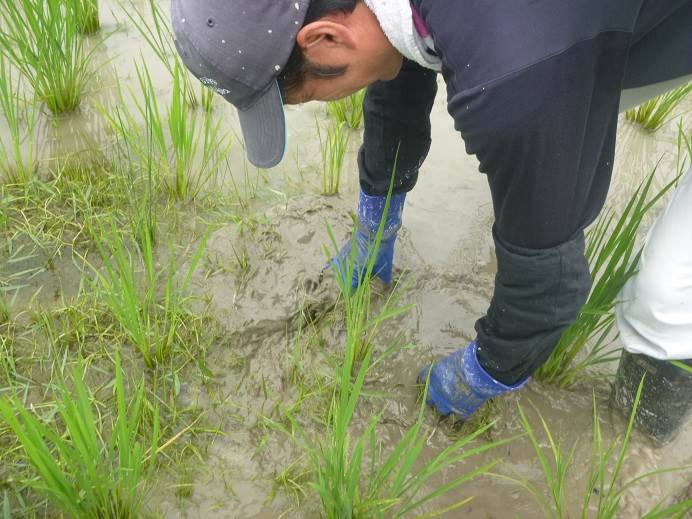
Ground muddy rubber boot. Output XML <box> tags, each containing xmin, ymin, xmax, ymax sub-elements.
<box><xmin>612</xmin><ymin>351</ymin><xmax>692</xmax><ymax>443</ymax></box>
<box><xmin>418</xmin><ymin>341</ymin><xmax>528</xmax><ymax>419</ymax></box>
<box><xmin>332</xmin><ymin>189</ymin><xmax>406</xmax><ymax>289</ymax></box>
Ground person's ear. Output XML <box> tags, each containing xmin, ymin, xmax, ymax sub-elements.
<box><xmin>296</xmin><ymin>20</ymin><xmax>357</xmax><ymax>52</ymax></box>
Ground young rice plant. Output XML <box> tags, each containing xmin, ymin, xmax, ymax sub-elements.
<box><xmin>625</xmin><ymin>82</ymin><xmax>691</xmax><ymax>132</ymax></box>
<box><xmin>0</xmin><ymin>57</ymin><xmax>38</xmax><ymax>184</ymax></box>
<box><xmin>121</xmin><ymin>0</ymin><xmax>212</xmax><ymax>110</ymax></box>
<box><xmin>104</xmin><ymin>61</ymin><xmax>229</xmax><ymax>202</ymax></box>
<box><xmin>327</xmin><ymin>89</ymin><xmax>366</xmax><ymax>130</ymax></box>
<box><xmin>318</xmin><ymin>120</ymin><xmax>349</xmax><ymax>196</ymax></box>
<box><xmin>0</xmin><ymin>0</ymin><xmax>98</xmax><ymax>114</ymax></box>
<box><xmin>504</xmin><ymin>380</ymin><xmax>692</xmax><ymax>518</ymax></box>
<box><xmin>84</xmin><ymin>218</ymin><xmax>208</xmax><ymax>369</ymax></box>
<box><xmin>66</xmin><ymin>0</ymin><xmax>101</xmax><ymax>34</ymax></box>
<box><xmin>0</xmin><ymin>351</ymin><xmax>160</xmax><ymax>518</ymax></box>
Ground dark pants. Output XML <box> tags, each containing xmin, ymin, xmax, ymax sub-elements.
<box><xmin>359</xmin><ymin>3</ymin><xmax>692</xmax><ymax>385</ymax></box>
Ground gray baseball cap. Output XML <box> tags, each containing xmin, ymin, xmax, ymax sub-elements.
<box><xmin>171</xmin><ymin>0</ymin><xmax>310</xmax><ymax>168</ymax></box>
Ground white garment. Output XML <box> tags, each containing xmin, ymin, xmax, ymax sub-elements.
<box><xmin>616</xmin><ymin>168</ymin><xmax>692</xmax><ymax>360</ymax></box>
<box><xmin>363</xmin><ymin>0</ymin><xmax>441</xmax><ymax>71</ymax></box>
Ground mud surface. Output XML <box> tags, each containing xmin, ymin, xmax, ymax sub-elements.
<box><xmin>1</xmin><ymin>1</ymin><xmax>691</xmax><ymax>517</ymax></box>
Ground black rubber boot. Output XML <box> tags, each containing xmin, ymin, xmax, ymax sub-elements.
<box><xmin>611</xmin><ymin>351</ymin><xmax>692</xmax><ymax>444</ymax></box>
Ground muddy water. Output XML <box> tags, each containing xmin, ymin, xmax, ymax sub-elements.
<box><xmin>159</xmin><ymin>88</ymin><xmax>692</xmax><ymax>516</ymax></box>
<box><xmin>2</xmin><ymin>1</ymin><xmax>691</xmax><ymax>517</ymax></box>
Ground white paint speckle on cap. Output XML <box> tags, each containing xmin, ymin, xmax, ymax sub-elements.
<box><xmin>221</xmin><ymin>39</ymin><xmax>226</xmax><ymax>44</ymax></box>
<box><xmin>294</xmin><ymin>20</ymin><xmax>299</xmax><ymax>25</ymax></box>
<box><xmin>294</xmin><ymin>2</ymin><xmax>300</xmax><ymax>9</ymax></box>
<box><xmin>275</xmin><ymin>65</ymin><xmax>281</xmax><ymax>71</ymax></box>
<box><xmin>268</xmin><ymin>29</ymin><xmax>273</xmax><ymax>33</ymax></box>
<box><xmin>181</xmin><ymin>18</ymin><xmax>186</xmax><ymax>23</ymax></box>
<box><xmin>238</xmin><ymin>49</ymin><xmax>242</xmax><ymax>54</ymax></box>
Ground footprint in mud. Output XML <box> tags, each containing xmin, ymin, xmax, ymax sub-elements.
<box><xmin>297</xmin><ymin>230</ymin><xmax>315</xmax><ymax>244</ymax></box>
<box><xmin>295</xmin><ymin>268</ymin><xmax>339</xmax><ymax>326</ymax></box>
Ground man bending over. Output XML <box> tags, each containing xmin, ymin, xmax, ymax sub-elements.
<box><xmin>172</xmin><ymin>0</ymin><xmax>692</xmax><ymax>419</ymax></box>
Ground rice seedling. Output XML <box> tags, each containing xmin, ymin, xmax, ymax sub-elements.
<box><xmin>0</xmin><ymin>350</ymin><xmax>160</xmax><ymax>518</ymax></box>
<box><xmin>108</xmin><ymin>137</ymin><xmax>157</xmax><ymax>250</ymax></box>
<box><xmin>66</xmin><ymin>0</ymin><xmax>100</xmax><ymax>35</ymax></box>
<box><xmin>167</xmin><ymin>62</ymin><xmax>226</xmax><ymax>200</ymax></box>
<box><xmin>269</xmin><ymin>457</ymin><xmax>311</xmax><ymax>508</ymax></box>
<box><xmin>329</xmin><ymin>223</ymin><xmax>413</xmax><ymax>366</ymax></box>
<box><xmin>121</xmin><ymin>0</ymin><xmax>209</xmax><ymax>109</ymax></box>
<box><xmin>201</xmin><ymin>85</ymin><xmax>215</xmax><ymax>113</ymax></box>
<box><xmin>83</xmin><ymin>217</ymin><xmax>208</xmax><ymax>369</ymax></box>
<box><xmin>670</xmin><ymin>360</ymin><xmax>692</xmax><ymax>374</ymax></box>
<box><xmin>307</xmin><ymin>371</ymin><xmax>507</xmax><ymax>517</ymax></box>
<box><xmin>537</xmin><ymin>166</ymin><xmax>680</xmax><ymax>387</ymax></box>
<box><xmin>317</xmin><ymin>120</ymin><xmax>349</xmax><ymax>196</ymax></box>
<box><xmin>0</xmin><ymin>0</ymin><xmax>98</xmax><ymax>114</ymax></box>
<box><xmin>327</xmin><ymin>89</ymin><xmax>366</xmax><ymax>130</ymax></box>
<box><xmin>513</xmin><ymin>405</ymin><xmax>575</xmax><ymax>517</ymax></box>
<box><xmin>0</xmin><ymin>321</ymin><xmax>16</xmax><ymax>386</ymax></box>
<box><xmin>103</xmin><ymin>62</ymin><xmax>229</xmax><ymax>202</ymax></box>
<box><xmin>226</xmin><ymin>158</ymin><xmax>262</xmax><ymax>211</ymax></box>
<box><xmin>0</xmin><ymin>297</ymin><xmax>8</xmax><ymax>325</ymax></box>
<box><xmin>625</xmin><ymin>82</ymin><xmax>691</xmax><ymax>132</ymax></box>
<box><xmin>504</xmin><ymin>380</ymin><xmax>692</xmax><ymax>518</ymax></box>
<box><xmin>0</xmin><ymin>57</ymin><xmax>39</xmax><ymax>184</ymax></box>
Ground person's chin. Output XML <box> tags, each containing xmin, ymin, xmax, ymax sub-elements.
<box><xmin>382</xmin><ymin>55</ymin><xmax>404</xmax><ymax>81</ymax></box>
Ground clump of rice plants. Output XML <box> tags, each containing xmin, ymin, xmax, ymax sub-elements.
<box><xmin>0</xmin><ymin>0</ymin><xmax>98</xmax><ymax>114</ymax></box>
<box><xmin>109</xmin><ymin>136</ymin><xmax>158</xmax><ymax>250</ymax></box>
<box><xmin>536</xmin><ymin>166</ymin><xmax>680</xmax><ymax>387</ymax></box>
<box><xmin>331</xmin><ymin>216</ymin><xmax>413</xmax><ymax>366</ymax></box>
<box><xmin>506</xmin><ymin>381</ymin><xmax>692</xmax><ymax>518</ymax></box>
<box><xmin>0</xmin><ymin>351</ymin><xmax>160</xmax><ymax>518</ymax></box>
<box><xmin>66</xmin><ymin>0</ymin><xmax>100</xmax><ymax>34</ymax></box>
<box><xmin>327</xmin><ymin>89</ymin><xmax>366</xmax><ymax>130</ymax></box>
<box><xmin>625</xmin><ymin>82</ymin><xmax>691</xmax><ymax>132</ymax></box>
<box><xmin>84</xmin><ymin>217</ymin><xmax>208</xmax><ymax>369</ymax></box>
<box><xmin>286</xmin><ymin>188</ymin><xmax>512</xmax><ymax>517</ymax></box>
<box><xmin>317</xmin><ymin>120</ymin><xmax>349</xmax><ymax>196</ymax></box>
<box><xmin>166</xmin><ymin>63</ymin><xmax>225</xmax><ymax>199</ymax></box>
<box><xmin>104</xmin><ymin>62</ymin><xmax>229</xmax><ymax>202</ymax></box>
<box><xmin>0</xmin><ymin>57</ymin><xmax>38</xmax><ymax>184</ymax></box>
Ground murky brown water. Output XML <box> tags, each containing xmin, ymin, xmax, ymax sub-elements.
<box><xmin>1</xmin><ymin>1</ymin><xmax>691</xmax><ymax>517</ymax></box>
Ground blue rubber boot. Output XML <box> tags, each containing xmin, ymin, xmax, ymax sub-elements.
<box><xmin>418</xmin><ymin>341</ymin><xmax>528</xmax><ymax>419</ymax></box>
<box><xmin>332</xmin><ymin>189</ymin><xmax>406</xmax><ymax>289</ymax></box>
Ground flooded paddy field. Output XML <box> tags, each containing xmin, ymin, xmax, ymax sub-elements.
<box><xmin>1</xmin><ymin>1</ymin><xmax>691</xmax><ymax>517</ymax></box>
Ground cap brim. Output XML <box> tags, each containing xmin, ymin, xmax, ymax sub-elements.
<box><xmin>231</xmin><ymin>81</ymin><xmax>286</xmax><ymax>169</ymax></box>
